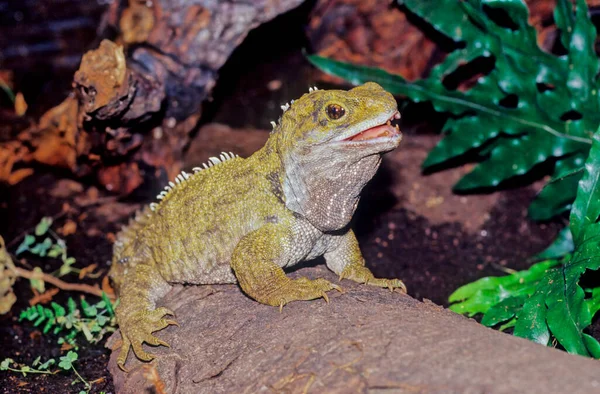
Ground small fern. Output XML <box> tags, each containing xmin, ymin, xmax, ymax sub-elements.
<box><xmin>19</xmin><ymin>293</ymin><xmax>116</xmax><ymax>344</ymax></box>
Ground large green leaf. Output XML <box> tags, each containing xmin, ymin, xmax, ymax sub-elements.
<box><xmin>481</xmin><ymin>295</ymin><xmax>526</xmax><ymax>327</ymax></box>
<box><xmin>450</xmin><ymin>127</ymin><xmax>600</xmax><ymax>357</ymax></box>
<box><xmin>514</xmin><ymin>287</ymin><xmax>550</xmax><ymax>345</ymax></box>
<box><xmin>448</xmin><ymin>259</ymin><xmax>560</xmax><ymax>316</ymax></box>
<box><xmin>309</xmin><ymin>0</ymin><xmax>598</xmax><ymax>208</ymax></box>
<box><xmin>533</xmin><ymin>227</ymin><xmax>573</xmax><ymax>261</ymax></box>
<box><xmin>570</xmin><ymin>132</ymin><xmax>600</xmax><ymax>240</ymax></box>
<box><xmin>542</xmin><ymin>130</ymin><xmax>600</xmax><ymax>355</ymax></box>
<box><xmin>529</xmin><ymin>154</ymin><xmax>585</xmax><ymax>220</ymax></box>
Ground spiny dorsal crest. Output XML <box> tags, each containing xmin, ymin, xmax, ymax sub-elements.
<box><xmin>150</xmin><ymin>151</ymin><xmax>238</xmax><ymax>211</ymax></box>
<box><xmin>271</xmin><ymin>86</ymin><xmax>318</xmax><ymax>132</ymax></box>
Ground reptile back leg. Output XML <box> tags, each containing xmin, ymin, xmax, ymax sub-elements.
<box><xmin>325</xmin><ymin>230</ymin><xmax>407</xmax><ymax>293</ymax></box>
<box><xmin>231</xmin><ymin>224</ymin><xmax>342</xmax><ymax>310</ymax></box>
<box><xmin>113</xmin><ymin>261</ymin><xmax>178</xmax><ymax>371</ymax></box>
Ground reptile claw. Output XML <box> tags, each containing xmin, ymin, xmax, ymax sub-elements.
<box><xmin>395</xmin><ymin>284</ymin><xmax>407</xmax><ymax>294</ymax></box>
<box><xmin>154</xmin><ymin>307</ymin><xmax>175</xmax><ymax>317</ymax></box>
<box><xmin>118</xmin><ymin>362</ymin><xmax>130</xmax><ymax>373</ymax></box>
<box><xmin>165</xmin><ymin>319</ymin><xmax>179</xmax><ymax>327</ymax></box>
<box><xmin>322</xmin><ymin>291</ymin><xmax>330</xmax><ymax>304</ymax></box>
<box><xmin>115</xmin><ymin>306</ymin><xmax>180</xmax><ymax>370</ymax></box>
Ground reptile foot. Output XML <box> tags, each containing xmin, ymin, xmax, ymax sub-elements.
<box><xmin>339</xmin><ymin>264</ymin><xmax>407</xmax><ymax>294</ymax></box>
<box><xmin>116</xmin><ymin>307</ymin><xmax>178</xmax><ymax>371</ymax></box>
<box><xmin>266</xmin><ymin>277</ymin><xmax>342</xmax><ymax>311</ymax></box>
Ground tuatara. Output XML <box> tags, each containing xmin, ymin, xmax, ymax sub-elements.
<box><xmin>110</xmin><ymin>82</ymin><xmax>406</xmax><ymax>371</ymax></box>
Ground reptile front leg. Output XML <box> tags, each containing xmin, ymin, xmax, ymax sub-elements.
<box><xmin>231</xmin><ymin>223</ymin><xmax>342</xmax><ymax>310</ymax></box>
<box><xmin>325</xmin><ymin>230</ymin><xmax>407</xmax><ymax>293</ymax></box>
<box><xmin>113</xmin><ymin>262</ymin><xmax>177</xmax><ymax>371</ymax></box>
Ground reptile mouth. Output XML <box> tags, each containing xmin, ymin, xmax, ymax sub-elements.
<box><xmin>343</xmin><ymin>111</ymin><xmax>401</xmax><ymax>143</ymax></box>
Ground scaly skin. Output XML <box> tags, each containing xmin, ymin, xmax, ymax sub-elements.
<box><xmin>109</xmin><ymin>82</ymin><xmax>406</xmax><ymax>371</ymax></box>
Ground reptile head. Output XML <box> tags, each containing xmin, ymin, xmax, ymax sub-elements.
<box><xmin>277</xmin><ymin>81</ymin><xmax>401</xmax><ymax>154</ymax></box>
<box><xmin>274</xmin><ymin>82</ymin><xmax>402</xmax><ymax>232</ymax></box>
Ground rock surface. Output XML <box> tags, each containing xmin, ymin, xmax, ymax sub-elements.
<box><xmin>107</xmin><ymin>265</ymin><xmax>600</xmax><ymax>394</ymax></box>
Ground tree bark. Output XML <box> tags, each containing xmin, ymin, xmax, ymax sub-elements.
<box><xmin>107</xmin><ymin>265</ymin><xmax>600</xmax><ymax>394</ymax></box>
<box><xmin>0</xmin><ymin>0</ymin><xmax>305</xmax><ymax>195</ymax></box>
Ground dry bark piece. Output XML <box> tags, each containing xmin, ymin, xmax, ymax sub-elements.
<box><xmin>1</xmin><ymin>0</ymin><xmax>305</xmax><ymax>195</ymax></box>
<box><xmin>74</xmin><ymin>40</ymin><xmax>128</xmax><ymax>114</ymax></box>
<box><xmin>107</xmin><ymin>265</ymin><xmax>600</xmax><ymax>393</ymax></box>
<box><xmin>307</xmin><ymin>0</ymin><xmax>438</xmax><ymax>82</ymax></box>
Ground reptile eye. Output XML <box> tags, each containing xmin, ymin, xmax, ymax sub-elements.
<box><xmin>326</xmin><ymin>104</ymin><xmax>345</xmax><ymax>120</ymax></box>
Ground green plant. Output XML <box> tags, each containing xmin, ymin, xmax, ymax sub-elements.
<box><xmin>308</xmin><ymin>0</ymin><xmax>600</xmax><ymax>356</ymax></box>
<box><xmin>59</xmin><ymin>351</ymin><xmax>92</xmax><ymax>393</ymax></box>
<box><xmin>19</xmin><ymin>293</ymin><xmax>116</xmax><ymax>345</ymax></box>
<box><xmin>450</xmin><ymin>128</ymin><xmax>600</xmax><ymax>356</ymax></box>
<box><xmin>1</xmin><ymin>352</ymin><xmax>93</xmax><ymax>394</ymax></box>
<box><xmin>16</xmin><ymin>217</ymin><xmax>79</xmax><ymax>280</ymax></box>
<box><xmin>0</xmin><ymin>356</ymin><xmax>56</xmax><ymax>376</ymax></box>
<box><xmin>309</xmin><ymin>0</ymin><xmax>598</xmax><ymax>222</ymax></box>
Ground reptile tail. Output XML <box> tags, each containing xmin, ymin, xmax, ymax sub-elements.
<box><xmin>110</xmin><ymin>205</ymin><xmax>154</xmax><ymax>290</ymax></box>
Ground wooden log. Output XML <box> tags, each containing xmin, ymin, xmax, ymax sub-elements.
<box><xmin>107</xmin><ymin>265</ymin><xmax>600</xmax><ymax>393</ymax></box>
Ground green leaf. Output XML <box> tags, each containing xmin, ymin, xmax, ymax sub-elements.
<box><xmin>514</xmin><ymin>286</ymin><xmax>551</xmax><ymax>345</ymax></box>
<box><xmin>0</xmin><ymin>358</ymin><xmax>13</xmax><ymax>370</ymax></box>
<box><xmin>570</xmin><ymin>133</ymin><xmax>600</xmax><ymax>240</ymax></box>
<box><xmin>51</xmin><ymin>302</ymin><xmax>66</xmax><ymax>317</ymax></box>
<box><xmin>16</xmin><ymin>235</ymin><xmax>35</xmax><ymax>255</ymax></box>
<box><xmin>101</xmin><ymin>292</ymin><xmax>114</xmax><ymax>317</ymax></box>
<box><xmin>80</xmin><ymin>322</ymin><xmax>94</xmax><ymax>342</ymax></box>
<box><xmin>29</xmin><ymin>267</ymin><xmax>45</xmax><ymax>293</ymax></box>
<box><xmin>58</xmin><ymin>351</ymin><xmax>77</xmax><ymax>370</ymax></box>
<box><xmin>498</xmin><ymin>317</ymin><xmax>517</xmax><ymax>331</ymax></box>
<box><xmin>449</xmin><ymin>259</ymin><xmax>558</xmax><ymax>304</ymax></box>
<box><xmin>38</xmin><ymin>359</ymin><xmax>55</xmax><ymax>370</ymax></box>
<box><xmin>529</xmin><ymin>154</ymin><xmax>585</xmax><ymax>220</ymax></box>
<box><xmin>481</xmin><ymin>295</ymin><xmax>526</xmax><ymax>327</ymax></box>
<box><xmin>540</xmin><ymin>127</ymin><xmax>600</xmax><ymax>356</ymax></box>
<box><xmin>30</xmin><ymin>237</ymin><xmax>53</xmax><ymax>257</ymax></box>
<box><xmin>47</xmin><ymin>244</ymin><xmax>63</xmax><ymax>258</ymax></box>
<box><xmin>583</xmin><ymin>334</ymin><xmax>600</xmax><ymax>358</ymax></box>
<box><xmin>554</xmin><ymin>0</ymin><xmax>575</xmax><ymax>49</ymax></box>
<box><xmin>533</xmin><ymin>227</ymin><xmax>574</xmax><ymax>261</ymax></box>
<box><xmin>545</xmin><ymin>264</ymin><xmax>590</xmax><ymax>355</ymax></box>
<box><xmin>80</xmin><ymin>298</ymin><xmax>97</xmax><ymax>317</ymax></box>
<box><xmin>34</xmin><ymin>217</ymin><xmax>53</xmax><ymax>236</ymax></box>
<box><xmin>586</xmin><ymin>287</ymin><xmax>600</xmax><ymax>316</ymax></box>
<box><xmin>96</xmin><ymin>315</ymin><xmax>108</xmax><ymax>327</ymax></box>
<box><xmin>565</xmin><ymin>0</ymin><xmax>600</xmax><ymax>107</ymax></box>
<box><xmin>67</xmin><ymin>298</ymin><xmax>77</xmax><ymax>314</ymax></box>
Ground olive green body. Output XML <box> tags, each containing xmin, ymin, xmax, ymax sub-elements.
<box><xmin>110</xmin><ymin>82</ymin><xmax>407</xmax><ymax>371</ymax></box>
